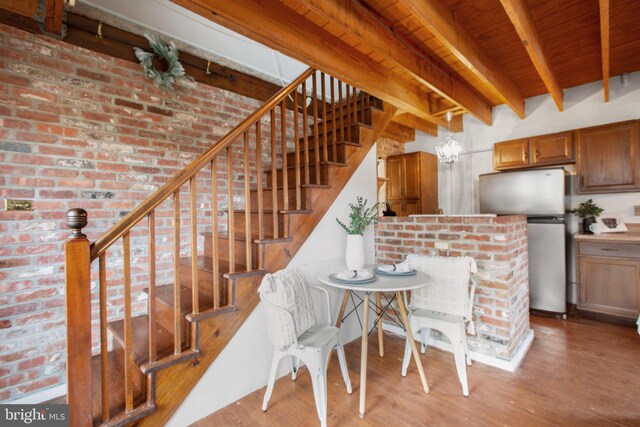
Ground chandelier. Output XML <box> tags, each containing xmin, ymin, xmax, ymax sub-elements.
<box><xmin>436</xmin><ymin>112</ymin><xmax>461</xmax><ymax>164</ymax></box>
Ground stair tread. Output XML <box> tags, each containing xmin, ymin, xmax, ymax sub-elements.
<box><xmin>228</xmin><ymin>209</ymin><xmax>311</xmax><ymax>214</ymax></box>
<box><xmin>265</xmin><ymin>160</ymin><xmax>347</xmax><ymax>172</ymax></box>
<box><xmin>108</xmin><ymin>315</ymin><xmax>187</xmax><ymax>367</ymax></box>
<box><xmin>91</xmin><ymin>351</ymin><xmax>146</xmax><ymax>424</ymax></box>
<box><xmin>180</xmin><ymin>256</ymin><xmax>250</xmax><ymax>275</ymax></box>
<box><xmin>153</xmin><ymin>283</ymin><xmax>214</xmax><ymax>314</ymax></box>
<box><xmin>218</xmin><ymin>233</ymin><xmax>293</xmax><ymax>244</ymax></box>
<box><xmin>263</xmin><ymin>183</ymin><xmax>330</xmax><ymax>191</ymax></box>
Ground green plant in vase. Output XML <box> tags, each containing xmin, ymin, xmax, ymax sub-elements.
<box><xmin>336</xmin><ymin>197</ymin><xmax>380</xmax><ymax>270</ymax></box>
<box><xmin>570</xmin><ymin>199</ymin><xmax>603</xmax><ymax>234</ymax></box>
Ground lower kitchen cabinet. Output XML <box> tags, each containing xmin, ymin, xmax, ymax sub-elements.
<box><xmin>576</xmin><ymin>239</ymin><xmax>640</xmax><ymax>321</ymax></box>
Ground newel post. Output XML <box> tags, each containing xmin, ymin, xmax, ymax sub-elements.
<box><xmin>64</xmin><ymin>209</ymin><xmax>93</xmax><ymax>427</ymax></box>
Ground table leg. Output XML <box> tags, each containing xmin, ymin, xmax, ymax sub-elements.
<box><xmin>335</xmin><ymin>290</ymin><xmax>350</xmax><ymax>327</ymax></box>
<box><xmin>376</xmin><ymin>292</ymin><xmax>384</xmax><ymax>357</ymax></box>
<box><xmin>359</xmin><ymin>292</ymin><xmax>369</xmax><ymax>417</ymax></box>
<box><xmin>396</xmin><ymin>291</ymin><xmax>429</xmax><ymax>394</ymax></box>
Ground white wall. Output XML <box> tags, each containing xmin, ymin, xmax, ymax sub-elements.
<box><xmin>406</xmin><ymin>72</ymin><xmax>640</xmax><ymax>303</ymax></box>
<box><xmin>167</xmin><ymin>146</ymin><xmax>378</xmax><ymax>426</ymax></box>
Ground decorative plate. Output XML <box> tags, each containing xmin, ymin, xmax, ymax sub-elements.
<box><xmin>329</xmin><ymin>270</ymin><xmax>376</xmax><ymax>284</ymax></box>
<box><xmin>373</xmin><ymin>265</ymin><xmax>417</xmax><ymax>276</ymax></box>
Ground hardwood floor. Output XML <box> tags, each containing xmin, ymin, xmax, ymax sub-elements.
<box><xmin>192</xmin><ymin>316</ymin><xmax>640</xmax><ymax>426</ymax></box>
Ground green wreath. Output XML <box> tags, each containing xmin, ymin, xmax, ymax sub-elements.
<box><xmin>134</xmin><ymin>33</ymin><xmax>192</xmax><ymax>92</ymax></box>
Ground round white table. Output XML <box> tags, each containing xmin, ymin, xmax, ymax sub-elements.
<box><xmin>318</xmin><ymin>265</ymin><xmax>432</xmax><ymax>417</ymax></box>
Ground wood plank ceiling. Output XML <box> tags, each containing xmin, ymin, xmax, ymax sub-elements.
<box><xmin>173</xmin><ymin>0</ymin><xmax>640</xmax><ymax>133</ymax></box>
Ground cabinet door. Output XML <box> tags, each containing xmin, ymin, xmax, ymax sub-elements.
<box><xmin>494</xmin><ymin>139</ymin><xmax>529</xmax><ymax>170</ymax></box>
<box><xmin>577</xmin><ymin>121</ymin><xmax>640</xmax><ymax>193</ymax></box>
<box><xmin>532</xmin><ymin>132</ymin><xmax>574</xmax><ymax>165</ymax></box>
<box><xmin>402</xmin><ymin>153</ymin><xmax>421</xmax><ymax>199</ymax></box>
<box><xmin>578</xmin><ymin>256</ymin><xmax>640</xmax><ymax>319</ymax></box>
<box><xmin>403</xmin><ymin>199</ymin><xmax>421</xmax><ymax>216</ymax></box>
<box><xmin>386</xmin><ymin>155</ymin><xmax>403</xmax><ymax>199</ymax></box>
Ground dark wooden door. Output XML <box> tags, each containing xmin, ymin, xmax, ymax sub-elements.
<box><xmin>402</xmin><ymin>153</ymin><xmax>421</xmax><ymax>199</ymax></box>
<box><xmin>386</xmin><ymin>155</ymin><xmax>403</xmax><ymax>199</ymax></box>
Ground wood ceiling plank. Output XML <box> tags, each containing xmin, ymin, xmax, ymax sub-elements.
<box><xmin>171</xmin><ymin>0</ymin><xmax>446</xmax><ymax>127</ymax></box>
<box><xmin>295</xmin><ymin>0</ymin><xmax>493</xmax><ymax>125</ymax></box>
<box><xmin>392</xmin><ymin>113</ymin><xmax>438</xmax><ymax>137</ymax></box>
<box><xmin>599</xmin><ymin>0</ymin><xmax>609</xmax><ymax>102</ymax></box>
<box><xmin>396</xmin><ymin>0</ymin><xmax>525</xmax><ymax>119</ymax></box>
<box><xmin>500</xmin><ymin>0</ymin><xmax>564</xmax><ymax>111</ymax></box>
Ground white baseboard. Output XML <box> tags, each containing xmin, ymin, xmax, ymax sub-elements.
<box><xmin>8</xmin><ymin>384</ymin><xmax>67</xmax><ymax>404</ymax></box>
<box><xmin>382</xmin><ymin>323</ymin><xmax>535</xmax><ymax>373</ymax></box>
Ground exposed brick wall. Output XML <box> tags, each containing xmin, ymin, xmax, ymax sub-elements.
<box><xmin>376</xmin><ymin>136</ymin><xmax>404</xmax><ymax>160</ymax></box>
<box><xmin>375</xmin><ymin>215</ymin><xmax>530</xmax><ymax>360</ymax></box>
<box><xmin>0</xmin><ymin>23</ymin><xmax>287</xmax><ymax>401</ymax></box>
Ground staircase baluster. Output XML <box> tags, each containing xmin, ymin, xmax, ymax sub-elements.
<box><xmin>280</xmin><ymin>100</ymin><xmax>289</xmax><ymax>212</ymax></box>
<box><xmin>190</xmin><ymin>176</ymin><xmax>199</xmax><ymax>316</ymax></box>
<box><xmin>99</xmin><ymin>253</ymin><xmax>109</xmax><ymax>422</ymax></box>
<box><xmin>173</xmin><ymin>191</ymin><xmax>182</xmax><ymax>354</ymax></box>
<box><xmin>147</xmin><ymin>211</ymin><xmax>157</xmax><ymax>363</ymax></box>
<box><xmin>339</xmin><ymin>81</ymin><xmax>344</xmax><ymax>152</ymax></box>
<box><xmin>321</xmin><ymin>72</ymin><xmax>328</xmax><ymax>164</ymax></box>
<box><xmin>243</xmin><ymin>131</ymin><xmax>252</xmax><ymax>270</ymax></box>
<box><xmin>352</xmin><ymin>86</ymin><xmax>358</xmax><ymax>127</ymax></box>
<box><xmin>227</xmin><ymin>145</ymin><xmax>236</xmax><ymax>272</ymax></box>
<box><xmin>361</xmin><ymin>91</ymin><xmax>366</xmax><ymax>122</ymax></box>
<box><xmin>346</xmin><ymin>84</ymin><xmax>352</xmax><ymax>142</ymax></box>
<box><xmin>123</xmin><ymin>231</ymin><xmax>134</xmax><ymax>411</ymax></box>
<box><xmin>256</xmin><ymin>122</ymin><xmax>264</xmax><ymax>243</ymax></box>
<box><xmin>330</xmin><ymin>76</ymin><xmax>336</xmax><ymax>163</ymax></box>
<box><xmin>211</xmin><ymin>160</ymin><xmax>220</xmax><ymax>309</ymax></box>
<box><xmin>293</xmin><ymin>86</ymin><xmax>301</xmax><ymax>210</ymax></box>
<box><xmin>302</xmin><ymin>80</ymin><xmax>310</xmax><ymax>186</ymax></box>
<box><xmin>312</xmin><ymin>72</ymin><xmax>321</xmax><ymax>185</ymax></box>
<box><xmin>270</xmin><ymin>109</ymin><xmax>279</xmax><ymax>238</ymax></box>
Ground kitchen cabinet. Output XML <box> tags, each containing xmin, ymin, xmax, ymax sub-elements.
<box><xmin>386</xmin><ymin>152</ymin><xmax>438</xmax><ymax>216</ymax></box>
<box><xmin>494</xmin><ymin>131</ymin><xmax>574</xmax><ymax>170</ymax></box>
<box><xmin>576</xmin><ymin>121</ymin><xmax>640</xmax><ymax>194</ymax></box>
<box><xmin>576</xmin><ymin>238</ymin><xmax>640</xmax><ymax>322</ymax></box>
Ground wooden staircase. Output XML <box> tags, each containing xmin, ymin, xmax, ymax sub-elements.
<box><xmin>63</xmin><ymin>68</ymin><xmax>396</xmax><ymax>427</ymax></box>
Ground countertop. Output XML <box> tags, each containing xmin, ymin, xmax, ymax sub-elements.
<box><xmin>575</xmin><ymin>224</ymin><xmax>640</xmax><ymax>243</ymax></box>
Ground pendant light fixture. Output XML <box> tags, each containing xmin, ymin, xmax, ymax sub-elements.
<box><xmin>436</xmin><ymin>111</ymin><xmax>461</xmax><ymax>164</ymax></box>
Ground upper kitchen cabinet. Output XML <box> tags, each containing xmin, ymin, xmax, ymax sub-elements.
<box><xmin>386</xmin><ymin>152</ymin><xmax>438</xmax><ymax>216</ymax></box>
<box><xmin>493</xmin><ymin>139</ymin><xmax>529</xmax><ymax>170</ymax></box>
<box><xmin>577</xmin><ymin>121</ymin><xmax>640</xmax><ymax>194</ymax></box>
<box><xmin>531</xmin><ymin>132</ymin><xmax>575</xmax><ymax>166</ymax></box>
<box><xmin>494</xmin><ymin>132</ymin><xmax>574</xmax><ymax>170</ymax></box>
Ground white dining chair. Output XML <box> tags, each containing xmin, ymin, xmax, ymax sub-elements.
<box><xmin>258</xmin><ymin>268</ymin><xmax>352</xmax><ymax>427</ymax></box>
<box><xmin>401</xmin><ymin>254</ymin><xmax>477</xmax><ymax>396</ymax></box>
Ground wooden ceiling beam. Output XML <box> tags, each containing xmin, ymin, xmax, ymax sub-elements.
<box><xmin>396</xmin><ymin>0</ymin><xmax>525</xmax><ymax>119</ymax></box>
<box><xmin>500</xmin><ymin>0</ymin><xmax>564</xmax><ymax>111</ymax></box>
<box><xmin>392</xmin><ymin>113</ymin><xmax>438</xmax><ymax>136</ymax></box>
<box><xmin>296</xmin><ymin>0</ymin><xmax>493</xmax><ymax>125</ymax></box>
<box><xmin>172</xmin><ymin>0</ymin><xmax>447</xmax><ymax>127</ymax></box>
<box><xmin>599</xmin><ymin>0</ymin><xmax>610</xmax><ymax>102</ymax></box>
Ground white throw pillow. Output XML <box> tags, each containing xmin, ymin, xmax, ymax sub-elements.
<box><xmin>258</xmin><ymin>268</ymin><xmax>316</xmax><ymax>349</ymax></box>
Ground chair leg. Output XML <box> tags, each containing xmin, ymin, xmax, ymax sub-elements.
<box><xmin>262</xmin><ymin>352</ymin><xmax>281</xmax><ymax>411</ymax></box>
<box><xmin>401</xmin><ymin>336</ymin><xmax>412</xmax><ymax>377</ymax></box>
<box><xmin>452</xmin><ymin>342</ymin><xmax>469</xmax><ymax>397</ymax></box>
<box><xmin>336</xmin><ymin>342</ymin><xmax>353</xmax><ymax>394</ymax></box>
<box><xmin>308</xmin><ymin>357</ymin><xmax>327</xmax><ymax>427</ymax></box>
<box><xmin>420</xmin><ymin>327</ymin><xmax>431</xmax><ymax>354</ymax></box>
<box><xmin>463</xmin><ymin>333</ymin><xmax>472</xmax><ymax>366</ymax></box>
<box><xmin>290</xmin><ymin>355</ymin><xmax>301</xmax><ymax>380</ymax></box>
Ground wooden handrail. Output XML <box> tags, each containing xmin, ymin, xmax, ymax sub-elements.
<box><xmin>90</xmin><ymin>67</ymin><xmax>316</xmax><ymax>261</ymax></box>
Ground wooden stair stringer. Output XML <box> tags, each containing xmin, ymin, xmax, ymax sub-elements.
<box><xmin>135</xmin><ymin>101</ymin><xmax>397</xmax><ymax>427</ymax></box>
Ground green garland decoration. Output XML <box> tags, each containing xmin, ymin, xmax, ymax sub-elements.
<box><xmin>134</xmin><ymin>33</ymin><xmax>193</xmax><ymax>92</ymax></box>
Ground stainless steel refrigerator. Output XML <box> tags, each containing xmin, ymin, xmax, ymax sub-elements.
<box><xmin>479</xmin><ymin>168</ymin><xmax>568</xmax><ymax>314</ymax></box>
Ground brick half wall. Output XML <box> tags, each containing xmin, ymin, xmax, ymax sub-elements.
<box><xmin>375</xmin><ymin>215</ymin><xmax>530</xmax><ymax>361</ymax></box>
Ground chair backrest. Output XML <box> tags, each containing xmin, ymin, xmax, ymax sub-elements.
<box><xmin>407</xmin><ymin>254</ymin><xmax>477</xmax><ymax>319</ymax></box>
<box><xmin>258</xmin><ymin>268</ymin><xmax>316</xmax><ymax>349</ymax></box>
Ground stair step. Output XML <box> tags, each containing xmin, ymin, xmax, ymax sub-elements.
<box><xmin>108</xmin><ymin>315</ymin><xmax>189</xmax><ymax>368</ymax></box>
<box><xmin>249</xmin><ymin>186</ymin><xmax>310</xmax><ymax>211</ymax></box>
<box><xmin>91</xmin><ymin>351</ymin><xmax>146</xmax><ymax>424</ymax></box>
<box><xmin>229</xmin><ymin>209</ymin><xmax>286</xmax><ymax>238</ymax></box>
<box><xmin>316</xmin><ymin>113</ymin><xmax>374</xmax><ymax>134</ymax></box>
<box><xmin>265</xmin><ymin>162</ymin><xmax>334</xmax><ymax>187</ymax></box>
<box><xmin>287</xmin><ymin>140</ymin><xmax>361</xmax><ymax>165</ymax></box>
<box><xmin>320</xmin><ymin>104</ymin><xmax>373</xmax><ymax>125</ymax></box>
<box><xmin>263</xmin><ymin>183</ymin><xmax>331</xmax><ymax>192</ymax></box>
<box><xmin>154</xmin><ymin>283</ymin><xmax>214</xmax><ymax>316</ymax></box>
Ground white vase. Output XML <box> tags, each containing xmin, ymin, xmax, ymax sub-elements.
<box><xmin>345</xmin><ymin>234</ymin><xmax>365</xmax><ymax>271</ymax></box>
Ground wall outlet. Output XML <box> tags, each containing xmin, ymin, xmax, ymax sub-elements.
<box><xmin>635</xmin><ymin>205</ymin><xmax>640</xmax><ymax>216</ymax></box>
<box><xmin>434</xmin><ymin>241</ymin><xmax>450</xmax><ymax>250</ymax></box>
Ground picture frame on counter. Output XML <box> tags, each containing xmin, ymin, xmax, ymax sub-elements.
<box><xmin>593</xmin><ymin>215</ymin><xmax>628</xmax><ymax>233</ymax></box>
